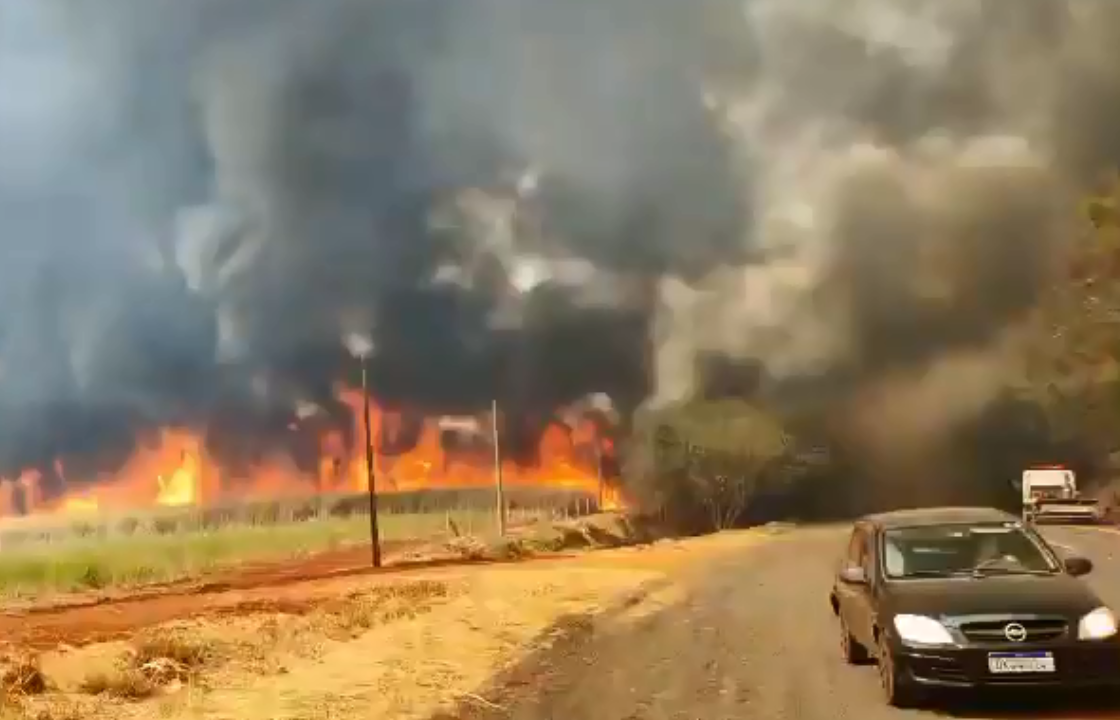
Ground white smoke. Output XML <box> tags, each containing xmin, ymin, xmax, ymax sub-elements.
<box><xmin>646</xmin><ymin>0</ymin><xmax>1085</xmax><ymax>407</ymax></box>
<box><xmin>342</xmin><ymin>332</ymin><xmax>374</xmax><ymax>360</ymax></box>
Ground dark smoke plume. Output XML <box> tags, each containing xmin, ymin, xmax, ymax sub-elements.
<box><xmin>1</xmin><ymin>0</ymin><xmax>1119</xmax><ymax>491</ymax></box>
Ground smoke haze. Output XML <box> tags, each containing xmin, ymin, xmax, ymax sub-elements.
<box><xmin>0</xmin><ymin>0</ymin><xmax>1118</xmax><ymax>488</ymax></box>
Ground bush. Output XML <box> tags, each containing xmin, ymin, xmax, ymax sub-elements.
<box><xmin>115</xmin><ymin>517</ymin><xmax>140</xmax><ymax>536</ymax></box>
<box><xmin>291</xmin><ymin>501</ymin><xmax>319</xmax><ymax>522</ymax></box>
<box><xmin>249</xmin><ymin>501</ymin><xmax>282</xmax><ymax>525</ymax></box>
<box><xmin>198</xmin><ymin>507</ymin><xmax>238</xmax><ymax>530</ymax></box>
<box><xmin>69</xmin><ymin>522</ymin><xmax>96</xmax><ymax>539</ymax></box>
<box><xmin>152</xmin><ymin>517</ymin><xmax>180</xmax><ymax>535</ymax></box>
<box><xmin>624</xmin><ymin>400</ymin><xmax>793</xmax><ymax>532</ymax></box>
<box><xmin>328</xmin><ymin>495</ymin><xmax>367</xmax><ymax>518</ymax></box>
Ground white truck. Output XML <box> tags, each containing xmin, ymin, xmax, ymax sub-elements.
<box><xmin>1021</xmin><ymin>466</ymin><xmax>1101</xmax><ymax>525</ymax></box>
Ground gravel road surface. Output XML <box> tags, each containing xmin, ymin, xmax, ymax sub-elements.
<box><xmin>449</xmin><ymin>525</ymin><xmax>1120</xmax><ymax>720</ymax></box>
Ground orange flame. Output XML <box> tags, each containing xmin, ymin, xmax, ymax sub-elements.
<box><xmin>0</xmin><ymin>389</ymin><xmax>623</xmax><ymax>518</ymax></box>
<box><xmin>328</xmin><ymin>389</ymin><xmax>614</xmax><ymax>498</ymax></box>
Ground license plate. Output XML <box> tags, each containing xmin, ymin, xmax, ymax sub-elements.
<box><xmin>988</xmin><ymin>652</ymin><xmax>1055</xmax><ymax>674</ymax></box>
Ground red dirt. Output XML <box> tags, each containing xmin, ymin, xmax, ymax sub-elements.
<box><xmin>0</xmin><ymin>541</ymin><xmax>602</xmax><ymax>651</ymax></box>
<box><xmin>0</xmin><ymin>516</ymin><xmax>658</xmax><ymax>652</ymax></box>
<box><xmin>0</xmin><ymin>540</ymin><xmax>476</xmax><ymax>650</ymax></box>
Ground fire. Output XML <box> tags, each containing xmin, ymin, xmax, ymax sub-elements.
<box><xmin>62</xmin><ymin>497</ymin><xmax>99</xmax><ymax>514</ymax></box>
<box><xmin>0</xmin><ymin>389</ymin><xmax>623</xmax><ymax>518</ymax></box>
<box><xmin>322</xmin><ymin>389</ymin><xmax>616</xmax><ymax>499</ymax></box>
<box><xmin>156</xmin><ymin>469</ymin><xmax>196</xmax><ymax>507</ymax></box>
<box><xmin>601</xmin><ymin>484</ymin><xmax>624</xmax><ymax>511</ymax></box>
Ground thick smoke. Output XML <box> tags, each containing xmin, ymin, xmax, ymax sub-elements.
<box><xmin>650</xmin><ymin>0</ymin><xmax>1120</xmax><ymax>498</ymax></box>
<box><xmin>1</xmin><ymin>0</ymin><xmax>1119</xmax><ymax>490</ymax></box>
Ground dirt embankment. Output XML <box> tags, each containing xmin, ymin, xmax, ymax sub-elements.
<box><xmin>0</xmin><ymin>516</ymin><xmax>769</xmax><ymax>720</ymax></box>
<box><xmin>0</xmin><ymin>513</ymin><xmax>664</xmax><ymax>651</ymax></box>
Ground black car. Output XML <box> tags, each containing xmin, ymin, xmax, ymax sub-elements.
<box><xmin>829</xmin><ymin>506</ymin><xmax>1120</xmax><ymax>708</ymax></box>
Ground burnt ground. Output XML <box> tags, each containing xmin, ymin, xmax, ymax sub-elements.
<box><xmin>431</xmin><ymin>525</ymin><xmax>1120</xmax><ymax>720</ymax></box>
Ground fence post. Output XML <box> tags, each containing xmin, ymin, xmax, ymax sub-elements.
<box><xmin>492</xmin><ymin>399</ymin><xmax>507</xmax><ymax>536</ymax></box>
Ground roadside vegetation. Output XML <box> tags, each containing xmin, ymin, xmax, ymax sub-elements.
<box><xmin>0</xmin><ymin>538</ymin><xmax>691</xmax><ymax>720</ymax></box>
<box><xmin>0</xmin><ymin>488</ymin><xmax>599</xmax><ymax>598</ymax></box>
<box><xmin>623</xmin><ymin>399</ymin><xmax>803</xmax><ymax>533</ymax></box>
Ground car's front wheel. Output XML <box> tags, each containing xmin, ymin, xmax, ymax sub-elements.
<box><xmin>839</xmin><ymin>617</ymin><xmax>869</xmax><ymax>665</ymax></box>
<box><xmin>876</xmin><ymin>632</ymin><xmax>921</xmax><ymax>708</ymax></box>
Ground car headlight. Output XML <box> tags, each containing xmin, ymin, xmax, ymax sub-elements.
<box><xmin>893</xmin><ymin>614</ymin><xmax>955</xmax><ymax>646</ymax></box>
<box><xmin>1078</xmin><ymin>607</ymin><xmax>1118</xmax><ymax>640</ymax></box>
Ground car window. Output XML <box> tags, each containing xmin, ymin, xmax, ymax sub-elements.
<box><xmin>884</xmin><ymin>533</ymin><xmax>905</xmax><ymax>576</ymax></box>
<box><xmin>859</xmin><ymin>528</ymin><xmax>874</xmax><ymax>577</ymax></box>
<box><xmin>882</xmin><ymin>522</ymin><xmax>1058</xmax><ymax>579</ymax></box>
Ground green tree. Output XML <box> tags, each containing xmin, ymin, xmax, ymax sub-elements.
<box><xmin>625</xmin><ymin>399</ymin><xmax>792</xmax><ymax>531</ymax></box>
<box><xmin>1021</xmin><ymin>180</ymin><xmax>1120</xmax><ymax>477</ymax></box>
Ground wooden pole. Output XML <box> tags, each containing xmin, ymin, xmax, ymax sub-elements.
<box><xmin>362</xmin><ymin>358</ymin><xmax>382</xmax><ymax>568</ymax></box>
<box><xmin>596</xmin><ymin>439</ymin><xmax>604</xmax><ymax>511</ymax></box>
<box><xmin>492</xmin><ymin>399</ymin><xmax>506</xmax><ymax>536</ymax></box>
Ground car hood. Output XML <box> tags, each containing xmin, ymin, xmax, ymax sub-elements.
<box><xmin>884</xmin><ymin>573</ymin><xmax>1102</xmax><ymax>618</ymax></box>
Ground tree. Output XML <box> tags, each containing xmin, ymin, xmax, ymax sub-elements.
<box><xmin>625</xmin><ymin>399</ymin><xmax>792</xmax><ymax>531</ymax></box>
<box><xmin>1021</xmin><ymin>181</ymin><xmax>1120</xmax><ymax>469</ymax></box>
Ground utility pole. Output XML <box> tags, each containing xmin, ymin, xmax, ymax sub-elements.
<box><xmin>595</xmin><ymin>437</ymin><xmax>604</xmax><ymax>511</ymax></box>
<box><xmin>361</xmin><ymin>356</ymin><xmax>382</xmax><ymax>568</ymax></box>
<box><xmin>492</xmin><ymin>399</ymin><xmax>506</xmax><ymax>536</ymax></box>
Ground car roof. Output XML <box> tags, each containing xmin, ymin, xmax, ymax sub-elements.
<box><xmin>861</xmin><ymin>506</ymin><xmax>1019</xmax><ymax>530</ymax></box>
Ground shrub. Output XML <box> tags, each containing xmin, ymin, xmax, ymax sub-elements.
<box><xmin>115</xmin><ymin>517</ymin><xmax>140</xmax><ymax>536</ymax></box>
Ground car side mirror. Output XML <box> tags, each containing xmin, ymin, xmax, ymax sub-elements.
<box><xmin>839</xmin><ymin>565</ymin><xmax>868</xmax><ymax>584</ymax></box>
<box><xmin>1064</xmin><ymin>556</ymin><xmax>1093</xmax><ymax>577</ymax></box>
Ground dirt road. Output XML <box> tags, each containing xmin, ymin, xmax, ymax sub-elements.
<box><xmin>447</xmin><ymin>525</ymin><xmax>1120</xmax><ymax>720</ymax></box>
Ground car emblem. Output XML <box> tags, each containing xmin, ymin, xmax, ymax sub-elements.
<box><xmin>1004</xmin><ymin>623</ymin><xmax>1028</xmax><ymax>642</ymax></box>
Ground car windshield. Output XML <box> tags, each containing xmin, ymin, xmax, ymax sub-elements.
<box><xmin>882</xmin><ymin>522</ymin><xmax>1058</xmax><ymax>579</ymax></box>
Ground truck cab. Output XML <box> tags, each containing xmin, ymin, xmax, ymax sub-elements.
<box><xmin>1021</xmin><ymin>466</ymin><xmax>1101</xmax><ymax>524</ymax></box>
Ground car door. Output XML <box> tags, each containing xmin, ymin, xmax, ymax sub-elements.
<box><xmin>853</xmin><ymin>526</ymin><xmax>879</xmax><ymax>648</ymax></box>
<box><xmin>835</xmin><ymin>524</ymin><xmax>873</xmax><ymax>642</ymax></box>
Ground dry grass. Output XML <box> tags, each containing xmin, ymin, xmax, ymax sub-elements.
<box><xmin>317</xmin><ymin>580</ymin><xmax>451</xmax><ymax>637</ymax></box>
<box><xmin>143</xmin><ymin>566</ymin><xmax>663</xmax><ymax>720</ymax></box>
<box><xmin>78</xmin><ymin>634</ymin><xmax>217</xmax><ymax>700</ymax></box>
<box><xmin>0</xmin><ymin>656</ymin><xmax>47</xmax><ymax>699</ymax></box>
<box><xmin>30</xmin><ymin>566</ymin><xmax>657</xmax><ymax>719</ymax></box>
<box><xmin>70</xmin><ymin>579</ymin><xmax>454</xmax><ymax>707</ymax></box>
<box><xmin>132</xmin><ymin>634</ymin><xmax>215</xmax><ymax>671</ymax></box>
<box><xmin>0</xmin><ymin>516</ymin><xmax>698</xmax><ymax>720</ymax></box>
<box><xmin>0</xmin><ymin>653</ymin><xmax>77</xmax><ymax>720</ymax></box>
<box><xmin>441</xmin><ymin>512</ymin><xmax>652</xmax><ymax>564</ymax></box>
<box><xmin>78</xmin><ymin>667</ymin><xmax>155</xmax><ymax>701</ymax></box>
<box><xmin>3</xmin><ymin>702</ymin><xmax>85</xmax><ymax>720</ymax></box>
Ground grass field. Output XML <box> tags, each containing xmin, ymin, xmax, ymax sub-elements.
<box><xmin>0</xmin><ymin>487</ymin><xmax>601</xmax><ymax>598</ymax></box>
